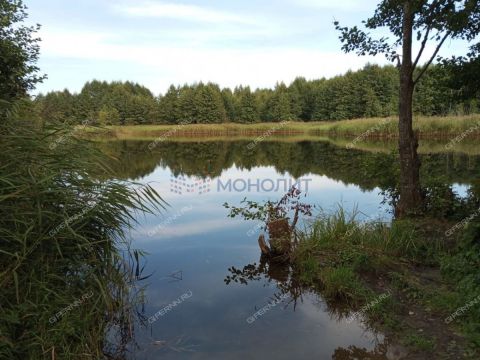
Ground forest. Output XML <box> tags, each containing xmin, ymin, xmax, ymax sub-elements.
<box><xmin>34</xmin><ymin>63</ymin><xmax>479</xmax><ymax>126</ymax></box>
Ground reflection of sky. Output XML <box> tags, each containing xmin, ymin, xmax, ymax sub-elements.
<box><xmin>128</xmin><ymin>164</ymin><xmax>388</xmax><ymax>359</ymax></box>
<box><xmin>452</xmin><ymin>183</ymin><xmax>470</xmax><ymax>198</ymax></box>
<box><xmin>133</xmin><ymin>165</ymin><xmax>389</xmax><ymax>244</ymax></box>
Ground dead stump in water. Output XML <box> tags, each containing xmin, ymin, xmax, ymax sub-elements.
<box><xmin>257</xmin><ymin>218</ymin><xmax>292</xmax><ymax>261</ymax></box>
<box><xmin>267</xmin><ymin>218</ymin><xmax>292</xmax><ymax>255</ymax></box>
<box><xmin>258</xmin><ymin>234</ymin><xmax>270</xmax><ymax>256</ymax></box>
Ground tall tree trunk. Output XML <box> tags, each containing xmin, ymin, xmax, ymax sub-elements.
<box><xmin>396</xmin><ymin>1</ymin><xmax>423</xmax><ymax>217</ymax></box>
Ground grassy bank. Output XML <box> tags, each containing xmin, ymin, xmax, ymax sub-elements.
<box><xmin>86</xmin><ymin>114</ymin><xmax>480</xmax><ymax>140</ymax></box>
<box><xmin>93</xmin><ymin>135</ymin><xmax>480</xmax><ymax>156</ymax></box>
<box><xmin>293</xmin><ymin>207</ymin><xmax>480</xmax><ymax>358</ymax></box>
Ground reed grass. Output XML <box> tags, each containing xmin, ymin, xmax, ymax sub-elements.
<box><xmin>85</xmin><ymin>114</ymin><xmax>480</xmax><ymax>140</ymax></box>
<box><xmin>0</xmin><ymin>104</ymin><xmax>165</xmax><ymax>359</ymax></box>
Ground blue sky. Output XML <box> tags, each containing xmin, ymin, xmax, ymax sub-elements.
<box><xmin>26</xmin><ymin>0</ymin><xmax>468</xmax><ymax>95</ymax></box>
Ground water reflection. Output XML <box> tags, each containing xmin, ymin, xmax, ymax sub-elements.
<box><xmin>107</xmin><ymin>140</ymin><xmax>479</xmax><ymax>359</ymax></box>
<box><xmin>225</xmin><ymin>257</ymin><xmax>302</xmax><ymax>309</ymax></box>
<box><xmin>332</xmin><ymin>344</ymin><xmax>389</xmax><ymax>360</ymax></box>
<box><xmin>98</xmin><ymin>140</ymin><xmax>480</xmax><ymax>190</ymax></box>
<box><xmin>224</xmin><ymin>255</ymin><xmax>390</xmax><ymax>359</ymax></box>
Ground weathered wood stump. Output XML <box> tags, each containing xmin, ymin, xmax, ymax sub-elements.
<box><xmin>258</xmin><ymin>234</ymin><xmax>270</xmax><ymax>256</ymax></box>
<box><xmin>257</xmin><ymin>218</ymin><xmax>292</xmax><ymax>260</ymax></box>
<box><xmin>267</xmin><ymin>218</ymin><xmax>291</xmax><ymax>255</ymax></box>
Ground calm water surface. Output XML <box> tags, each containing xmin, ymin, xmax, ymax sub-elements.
<box><xmin>100</xmin><ymin>140</ymin><xmax>478</xmax><ymax>359</ymax></box>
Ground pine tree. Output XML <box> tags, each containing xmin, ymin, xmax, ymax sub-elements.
<box><xmin>235</xmin><ymin>86</ymin><xmax>258</xmax><ymax>123</ymax></box>
<box><xmin>38</xmin><ymin>89</ymin><xmax>75</xmax><ymax>123</ymax></box>
<box><xmin>33</xmin><ymin>62</ymin><xmax>479</xmax><ymax>126</ymax></box>
<box><xmin>194</xmin><ymin>83</ymin><xmax>226</xmax><ymax>124</ymax></box>
<box><xmin>221</xmin><ymin>88</ymin><xmax>236</xmax><ymax>122</ymax></box>
<box><xmin>266</xmin><ymin>83</ymin><xmax>294</xmax><ymax>121</ymax></box>
<box><xmin>158</xmin><ymin>85</ymin><xmax>179</xmax><ymax>124</ymax></box>
<box><xmin>289</xmin><ymin>78</ymin><xmax>309</xmax><ymax>120</ymax></box>
<box><xmin>177</xmin><ymin>85</ymin><xmax>197</xmax><ymax>124</ymax></box>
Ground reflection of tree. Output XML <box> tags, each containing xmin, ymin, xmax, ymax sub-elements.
<box><xmin>224</xmin><ymin>255</ymin><xmax>304</xmax><ymax>310</ymax></box>
<box><xmin>332</xmin><ymin>344</ymin><xmax>388</xmax><ymax>360</ymax></box>
<box><xmin>224</xmin><ymin>193</ymin><xmax>399</xmax><ymax>360</ymax></box>
<box><xmin>224</xmin><ymin>256</ymin><xmax>390</xmax><ymax>360</ymax></box>
<box><xmin>97</xmin><ymin>140</ymin><xmax>480</xmax><ymax>191</ymax></box>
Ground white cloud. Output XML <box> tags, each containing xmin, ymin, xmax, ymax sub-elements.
<box><xmin>111</xmin><ymin>1</ymin><xmax>285</xmax><ymax>45</ymax></box>
<box><xmin>38</xmin><ymin>27</ymin><xmax>386</xmax><ymax>94</ymax></box>
<box><xmin>139</xmin><ymin>218</ymin><xmax>244</xmax><ymax>239</ymax></box>
<box><xmin>293</xmin><ymin>0</ymin><xmax>373</xmax><ymax>11</ymax></box>
<box><xmin>115</xmin><ymin>1</ymin><xmax>258</xmax><ymax>25</ymax></box>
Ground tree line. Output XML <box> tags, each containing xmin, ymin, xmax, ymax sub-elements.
<box><xmin>34</xmin><ymin>63</ymin><xmax>479</xmax><ymax>126</ymax></box>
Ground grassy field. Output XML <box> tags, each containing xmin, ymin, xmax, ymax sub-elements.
<box><xmin>86</xmin><ymin>114</ymin><xmax>480</xmax><ymax>140</ymax></box>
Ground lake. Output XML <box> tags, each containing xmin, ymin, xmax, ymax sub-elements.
<box><xmin>98</xmin><ymin>139</ymin><xmax>478</xmax><ymax>359</ymax></box>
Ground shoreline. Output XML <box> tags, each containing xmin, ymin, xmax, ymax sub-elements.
<box><xmin>84</xmin><ymin>114</ymin><xmax>480</xmax><ymax>140</ymax></box>
<box><xmin>292</xmin><ymin>213</ymin><xmax>480</xmax><ymax>358</ymax></box>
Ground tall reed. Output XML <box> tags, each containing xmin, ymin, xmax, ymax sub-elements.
<box><xmin>0</xmin><ymin>103</ymin><xmax>165</xmax><ymax>359</ymax></box>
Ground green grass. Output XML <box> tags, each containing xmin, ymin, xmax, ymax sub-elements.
<box><xmin>314</xmin><ymin>114</ymin><xmax>480</xmax><ymax>137</ymax></box>
<box><xmin>292</xmin><ymin>206</ymin><xmax>480</xmax><ymax>357</ymax></box>
<box><xmin>295</xmin><ymin>206</ymin><xmax>427</xmax><ymax>264</ymax></box>
<box><xmin>404</xmin><ymin>334</ymin><xmax>436</xmax><ymax>352</ymax></box>
<box><xmin>321</xmin><ymin>136</ymin><xmax>480</xmax><ymax>155</ymax></box>
<box><xmin>318</xmin><ymin>266</ymin><xmax>370</xmax><ymax>303</ymax></box>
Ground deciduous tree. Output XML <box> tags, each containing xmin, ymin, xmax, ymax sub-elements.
<box><xmin>335</xmin><ymin>0</ymin><xmax>480</xmax><ymax>216</ymax></box>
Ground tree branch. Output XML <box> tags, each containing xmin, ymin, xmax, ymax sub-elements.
<box><xmin>413</xmin><ymin>0</ymin><xmax>441</xmax><ymax>69</ymax></box>
<box><xmin>413</xmin><ymin>30</ymin><xmax>451</xmax><ymax>85</ymax></box>
<box><xmin>413</xmin><ymin>25</ymin><xmax>432</xmax><ymax>69</ymax></box>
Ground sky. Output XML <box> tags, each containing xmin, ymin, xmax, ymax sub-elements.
<box><xmin>26</xmin><ymin>0</ymin><xmax>469</xmax><ymax>96</ymax></box>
